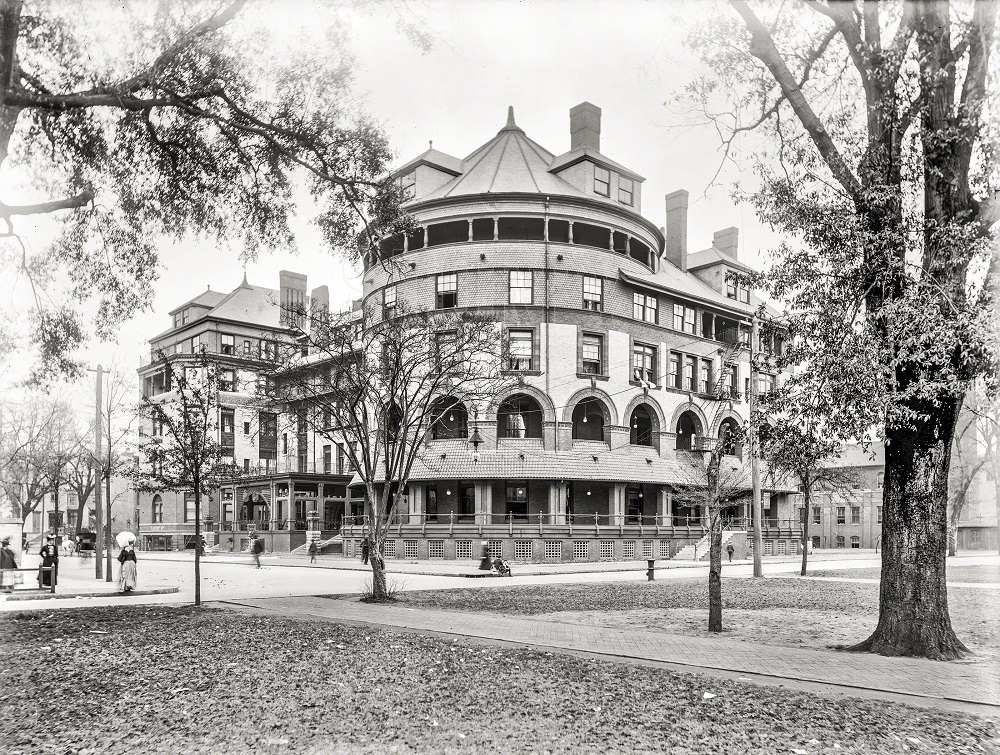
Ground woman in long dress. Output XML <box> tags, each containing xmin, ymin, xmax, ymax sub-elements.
<box><xmin>0</xmin><ymin>537</ymin><xmax>19</xmax><ymax>591</ymax></box>
<box><xmin>39</xmin><ymin>535</ymin><xmax>58</xmax><ymax>587</ymax></box>
<box><xmin>118</xmin><ymin>544</ymin><xmax>137</xmax><ymax>592</ymax></box>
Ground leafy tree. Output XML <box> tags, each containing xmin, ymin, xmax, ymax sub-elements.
<box><xmin>0</xmin><ymin>0</ymin><xmax>409</xmax><ymax>382</ymax></box>
<box><xmin>691</xmin><ymin>0</ymin><xmax>998</xmax><ymax>658</ymax></box>
<box><xmin>134</xmin><ymin>351</ymin><xmax>237</xmax><ymax>606</ymax></box>
<box><xmin>261</xmin><ymin>300</ymin><xmax>514</xmax><ymax>601</ymax></box>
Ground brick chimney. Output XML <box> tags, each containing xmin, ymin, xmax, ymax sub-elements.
<box><xmin>664</xmin><ymin>190</ymin><xmax>689</xmax><ymax>271</ymax></box>
<box><xmin>713</xmin><ymin>227</ymin><xmax>739</xmax><ymax>259</ymax></box>
<box><xmin>570</xmin><ymin>102</ymin><xmax>601</xmax><ymax>151</ymax></box>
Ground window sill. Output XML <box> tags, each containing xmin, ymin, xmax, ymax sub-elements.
<box><xmin>502</xmin><ymin>369</ymin><xmax>542</xmax><ymax>377</ymax></box>
<box><xmin>577</xmin><ymin>372</ymin><xmax>609</xmax><ymax>381</ymax></box>
<box><xmin>629</xmin><ymin>380</ymin><xmax>660</xmax><ymax>390</ymax></box>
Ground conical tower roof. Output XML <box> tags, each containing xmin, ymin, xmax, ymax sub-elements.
<box><xmin>421</xmin><ymin>107</ymin><xmax>590</xmax><ymax>201</ymax></box>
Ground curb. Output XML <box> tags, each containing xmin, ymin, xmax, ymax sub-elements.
<box><xmin>4</xmin><ymin>586</ymin><xmax>181</xmax><ymax>602</ymax></box>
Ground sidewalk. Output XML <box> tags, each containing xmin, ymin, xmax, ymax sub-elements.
<box><xmin>1</xmin><ymin>559</ymin><xmax>179</xmax><ymax>602</ymax></box>
<box><xmin>219</xmin><ymin>594</ymin><xmax>1000</xmax><ymax>715</ymax></box>
<box><xmin>137</xmin><ymin>547</ymin><xmax>904</xmax><ymax>577</ymax></box>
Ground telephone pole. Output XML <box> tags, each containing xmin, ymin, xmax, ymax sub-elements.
<box><xmin>748</xmin><ymin>317</ymin><xmax>764</xmax><ymax>578</ymax></box>
<box><xmin>93</xmin><ymin>363</ymin><xmax>104</xmax><ymax>580</ymax></box>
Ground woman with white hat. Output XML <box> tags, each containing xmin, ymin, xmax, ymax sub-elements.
<box><xmin>117</xmin><ymin>543</ymin><xmax>138</xmax><ymax>592</ymax></box>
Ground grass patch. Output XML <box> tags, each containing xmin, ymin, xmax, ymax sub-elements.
<box><xmin>1</xmin><ymin>605</ymin><xmax>997</xmax><ymax>753</ymax></box>
<box><xmin>811</xmin><ymin>563</ymin><xmax>1000</xmax><ymax>585</ymax></box>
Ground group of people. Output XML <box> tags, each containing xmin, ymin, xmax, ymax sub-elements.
<box><xmin>0</xmin><ymin>533</ymin><xmax>138</xmax><ymax>593</ymax></box>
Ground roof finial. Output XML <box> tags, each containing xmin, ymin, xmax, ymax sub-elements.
<box><xmin>429</xmin><ymin>139</ymin><xmax>433</xmax><ymax>149</ymax></box>
<box><xmin>505</xmin><ymin>105</ymin><xmax>516</xmax><ymax>129</ymax></box>
<box><xmin>241</xmin><ymin>264</ymin><xmax>249</xmax><ymax>288</ymax></box>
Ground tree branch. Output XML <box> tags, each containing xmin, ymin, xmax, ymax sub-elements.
<box><xmin>0</xmin><ymin>191</ymin><xmax>93</xmax><ymax>218</ymax></box>
<box><xmin>729</xmin><ymin>0</ymin><xmax>864</xmax><ymax>204</ymax></box>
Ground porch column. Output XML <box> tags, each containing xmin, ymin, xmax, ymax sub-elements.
<box><xmin>548</xmin><ymin>482</ymin><xmax>564</xmax><ymax>525</ymax></box>
<box><xmin>658</xmin><ymin>487</ymin><xmax>671</xmax><ymax>526</ymax></box>
<box><xmin>611</xmin><ymin>483</ymin><xmax>625</xmax><ymax>526</ymax></box>
<box><xmin>476</xmin><ymin>482</ymin><xmax>493</xmax><ymax>526</ymax></box>
<box><xmin>409</xmin><ymin>484</ymin><xmax>424</xmax><ymax>525</ymax></box>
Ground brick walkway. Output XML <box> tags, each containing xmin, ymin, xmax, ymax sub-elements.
<box><xmin>219</xmin><ymin>595</ymin><xmax>1000</xmax><ymax>712</ymax></box>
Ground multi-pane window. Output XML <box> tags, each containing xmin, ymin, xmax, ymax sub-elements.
<box><xmin>618</xmin><ymin>177</ymin><xmax>634</xmax><ymax>205</ymax></box>
<box><xmin>758</xmin><ymin>375</ymin><xmax>776</xmax><ymax>395</ymax></box>
<box><xmin>243</xmin><ymin>339</ymin><xmax>253</xmax><ymax>357</ymax></box>
<box><xmin>383</xmin><ymin>285</ymin><xmax>397</xmax><ymax>311</ymax></box>
<box><xmin>583</xmin><ymin>276</ymin><xmax>603</xmax><ymax>311</ymax></box>
<box><xmin>633</xmin><ymin>292</ymin><xmax>657</xmax><ymax>323</ymax></box>
<box><xmin>727</xmin><ymin>279</ymin><xmax>738</xmax><ymax>299</ymax></box>
<box><xmin>544</xmin><ymin>541</ymin><xmax>562</xmax><ymax>560</ymax></box>
<box><xmin>404</xmin><ymin>540</ymin><xmax>419</xmax><ymax>559</ymax></box>
<box><xmin>436</xmin><ymin>274</ymin><xmax>457</xmax><ymax>309</ymax></box>
<box><xmin>509</xmin><ymin>271</ymin><xmax>532</xmax><ymax>304</ymax></box>
<box><xmin>594</xmin><ymin>166</ymin><xmax>610</xmax><ymax>196</ymax></box>
<box><xmin>323</xmin><ymin>445</ymin><xmax>332</xmax><ymax>474</ymax></box>
<box><xmin>220</xmin><ymin>334</ymin><xmax>235</xmax><ymax>355</ymax></box>
<box><xmin>632</xmin><ymin>343</ymin><xmax>656</xmax><ymax>384</ymax></box>
<box><xmin>506</xmin><ymin>482</ymin><xmax>529</xmax><ymax>520</ymax></box>
<box><xmin>514</xmin><ymin>541</ymin><xmax>533</xmax><ymax>560</ymax></box>
<box><xmin>507</xmin><ymin>329</ymin><xmax>533</xmax><ymax>371</ymax></box>
<box><xmin>456</xmin><ymin>541</ymin><xmax>473</xmax><ymax>559</ymax></box>
<box><xmin>851</xmin><ymin>536</ymin><xmax>861</xmax><ymax>549</ymax></box>
<box><xmin>725</xmin><ymin>364</ymin><xmax>738</xmax><ymax>397</ymax></box>
<box><xmin>812</xmin><ymin>506</ymin><xmax>821</xmax><ymax>524</ymax></box>
<box><xmin>659</xmin><ymin>540</ymin><xmax>671</xmax><ymax>558</ymax></box>
<box><xmin>220</xmin><ymin>409</ymin><xmax>235</xmax><ymax>435</ymax></box>
<box><xmin>152</xmin><ymin>497</ymin><xmax>163</xmax><ymax>524</ymax></box>
<box><xmin>219</xmin><ymin>369</ymin><xmax>236</xmax><ymax>392</ymax></box>
<box><xmin>699</xmin><ymin>360</ymin><xmax>712</xmax><ymax>394</ymax></box>
<box><xmin>435</xmin><ymin>330</ymin><xmax>457</xmax><ymax>372</ymax></box>
<box><xmin>836</xmin><ymin>535</ymin><xmax>846</xmax><ymax>548</ymax></box>
<box><xmin>739</xmin><ymin>286</ymin><xmax>750</xmax><ymax>304</ymax></box>
<box><xmin>428</xmin><ymin>540</ymin><xmax>445</xmax><ymax>559</ymax></box>
<box><xmin>684</xmin><ymin>356</ymin><xmax>698</xmax><ymax>391</ymax></box>
<box><xmin>190</xmin><ymin>335</ymin><xmax>202</xmax><ymax>353</ymax></box>
<box><xmin>573</xmin><ymin>541</ymin><xmax>589</xmax><ymax>560</ymax></box>
<box><xmin>384</xmin><ymin>539</ymin><xmax>397</xmax><ymax>558</ymax></box>
<box><xmin>622</xmin><ymin>541</ymin><xmax>636</xmax><ymax>559</ymax></box>
<box><xmin>836</xmin><ymin>506</ymin><xmax>846</xmax><ymax>525</ymax></box>
<box><xmin>488</xmin><ymin>540</ymin><xmax>503</xmax><ymax>558</ymax></box>
<box><xmin>851</xmin><ymin>506</ymin><xmax>861</xmax><ymax>525</ymax></box>
<box><xmin>600</xmin><ymin>541</ymin><xmax>614</xmax><ymax>560</ymax></box>
<box><xmin>673</xmin><ymin>303</ymin><xmax>696</xmax><ymax>334</ymax></box>
<box><xmin>669</xmin><ymin>353</ymin><xmax>681</xmax><ymax>389</ymax></box>
<box><xmin>581</xmin><ymin>334</ymin><xmax>603</xmax><ymax>374</ymax></box>
<box><xmin>184</xmin><ymin>494</ymin><xmax>196</xmax><ymax>523</ymax></box>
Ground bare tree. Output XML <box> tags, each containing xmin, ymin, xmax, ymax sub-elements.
<box><xmin>134</xmin><ymin>351</ymin><xmax>238</xmax><ymax>606</ymax></box>
<box><xmin>261</xmin><ymin>301</ymin><xmax>515</xmax><ymax>601</ymax></box>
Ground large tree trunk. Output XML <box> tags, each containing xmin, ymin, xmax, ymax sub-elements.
<box><xmin>707</xmin><ymin>508</ymin><xmax>722</xmax><ymax>632</ymax></box>
<box><xmin>849</xmin><ymin>417</ymin><xmax>968</xmax><ymax>660</ymax></box>
<box><xmin>368</xmin><ymin>539</ymin><xmax>388</xmax><ymax>601</ymax></box>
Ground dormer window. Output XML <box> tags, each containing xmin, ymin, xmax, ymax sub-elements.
<box><xmin>618</xmin><ymin>177</ymin><xmax>634</xmax><ymax>206</ymax></box>
<box><xmin>594</xmin><ymin>166</ymin><xmax>610</xmax><ymax>197</ymax></box>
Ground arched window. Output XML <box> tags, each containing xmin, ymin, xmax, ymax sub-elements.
<box><xmin>629</xmin><ymin>405</ymin><xmax>654</xmax><ymax>446</ymax></box>
<box><xmin>384</xmin><ymin>403</ymin><xmax>403</xmax><ymax>441</ymax></box>
<box><xmin>836</xmin><ymin>535</ymin><xmax>846</xmax><ymax>548</ymax></box>
<box><xmin>675</xmin><ymin>411</ymin><xmax>701</xmax><ymax>450</ymax></box>
<box><xmin>718</xmin><ymin>418</ymin><xmax>741</xmax><ymax>456</ymax></box>
<box><xmin>572</xmin><ymin>398</ymin><xmax>607</xmax><ymax>441</ymax></box>
<box><xmin>151</xmin><ymin>494</ymin><xmax>163</xmax><ymax>524</ymax></box>
<box><xmin>430</xmin><ymin>397</ymin><xmax>468</xmax><ymax>440</ymax></box>
<box><xmin>497</xmin><ymin>394</ymin><xmax>544</xmax><ymax>439</ymax></box>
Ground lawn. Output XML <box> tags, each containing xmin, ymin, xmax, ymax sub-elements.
<box><xmin>810</xmin><ymin>563</ymin><xmax>1000</xmax><ymax>584</ymax></box>
<box><xmin>396</xmin><ymin>577</ymin><xmax>1000</xmax><ymax>664</ymax></box>
<box><xmin>1</xmin><ymin>605</ymin><xmax>997</xmax><ymax>754</ymax></box>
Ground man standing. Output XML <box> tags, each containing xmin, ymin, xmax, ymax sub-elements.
<box><xmin>726</xmin><ymin>542</ymin><xmax>735</xmax><ymax>562</ymax></box>
<box><xmin>252</xmin><ymin>536</ymin><xmax>264</xmax><ymax>569</ymax></box>
<box><xmin>308</xmin><ymin>539</ymin><xmax>318</xmax><ymax>564</ymax></box>
<box><xmin>39</xmin><ymin>534</ymin><xmax>59</xmax><ymax>587</ymax></box>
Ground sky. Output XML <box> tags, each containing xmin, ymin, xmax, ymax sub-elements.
<box><xmin>5</xmin><ymin>0</ymin><xmax>780</xmax><ymax>405</ymax></box>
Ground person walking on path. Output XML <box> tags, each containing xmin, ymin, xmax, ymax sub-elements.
<box><xmin>0</xmin><ymin>537</ymin><xmax>19</xmax><ymax>592</ymax></box>
<box><xmin>726</xmin><ymin>543</ymin><xmax>735</xmax><ymax>562</ymax></box>
<box><xmin>118</xmin><ymin>544</ymin><xmax>138</xmax><ymax>592</ymax></box>
<box><xmin>252</xmin><ymin>536</ymin><xmax>264</xmax><ymax>568</ymax></box>
<box><xmin>308</xmin><ymin>540</ymin><xmax>318</xmax><ymax>563</ymax></box>
<box><xmin>39</xmin><ymin>534</ymin><xmax>58</xmax><ymax>587</ymax></box>
<box><xmin>360</xmin><ymin>536</ymin><xmax>370</xmax><ymax>565</ymax></box>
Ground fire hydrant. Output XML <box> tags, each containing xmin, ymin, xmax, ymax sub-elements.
<box><xmin>647</xmin><ymin>559</ymin><xmax>656</xmax><ymax>581</ymax></box>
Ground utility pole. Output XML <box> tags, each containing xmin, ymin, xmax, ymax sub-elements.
<box><xmin>93</xmin><ymin>363</ymin><xmax>104</xmax><ymax>580</ymax></box>
<box><xmin>748</xmin><ymin>317</ymin><xmax>764</xmax><ymax>578</ymax></box>
<box><xmin>105</xmin><ymin>397</ymin><xmax>113</xmax><ymax>582</ymax></box>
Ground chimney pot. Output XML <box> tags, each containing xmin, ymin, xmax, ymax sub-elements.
<box><xmin>570</xmin><ymin>102</ymin><xmax>601</xmax><ymax>151</ymax></box>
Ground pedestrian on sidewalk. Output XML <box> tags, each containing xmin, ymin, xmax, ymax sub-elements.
<box><xmin>252</xmin><ymin>536</ymin><xmax>264</xmax><ymax>568</ymax></box>
<box><xmin>726</xmin><ymin>543</ymin><xmax>735</xmax><ymax>562</ymax></box>
<box><xmin>308</xmin><ymin>540</ymin><xmax>318</xmax><ymax>563</ymax></box>
<box><xmin>0</xmin><ymin>537</ymin><xmax>20</xmax><ymax>592</ymax></box>
<box><xmin>39</xmin><ymin>534</ymin><xmax>58</xmax><ymax>587</ymax></box>
<box><xmin>360</xmin><ymin>536</ymin><xmax>370</xmax><ymax>565</ymax></box>
<box><xmin>118</xmin><ymin>543</ymin><xmax>138</xmax><ymax>592</ymax></box>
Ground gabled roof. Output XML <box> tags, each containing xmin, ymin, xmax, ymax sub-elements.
<box><xmin>395</xmin><ymin>147</ymin><xmax>463</xmax><ymax>176</ymax></box>
<box><xmin>686</xmin><ymin>247</ymin><xmax>754</xmax><ymax>273</ymax></box>
<box><xmin>418</xmin><ymin>107</ymin><xmax>593</xmax><ymax>201</ymax></box>
<box><xmin>151</xmin><ymin>276</ymin><xmax>284</xmax><ymax>341</ymax></box>
<box><xmin>168</xmin><ymin>289</ymin><xmax>226</xmax><ymax>316</ymax></box>
<box><xmin>548</xmin><ymin>145</ymin><xmax>644</xmax><ymax>182</ymax></box>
